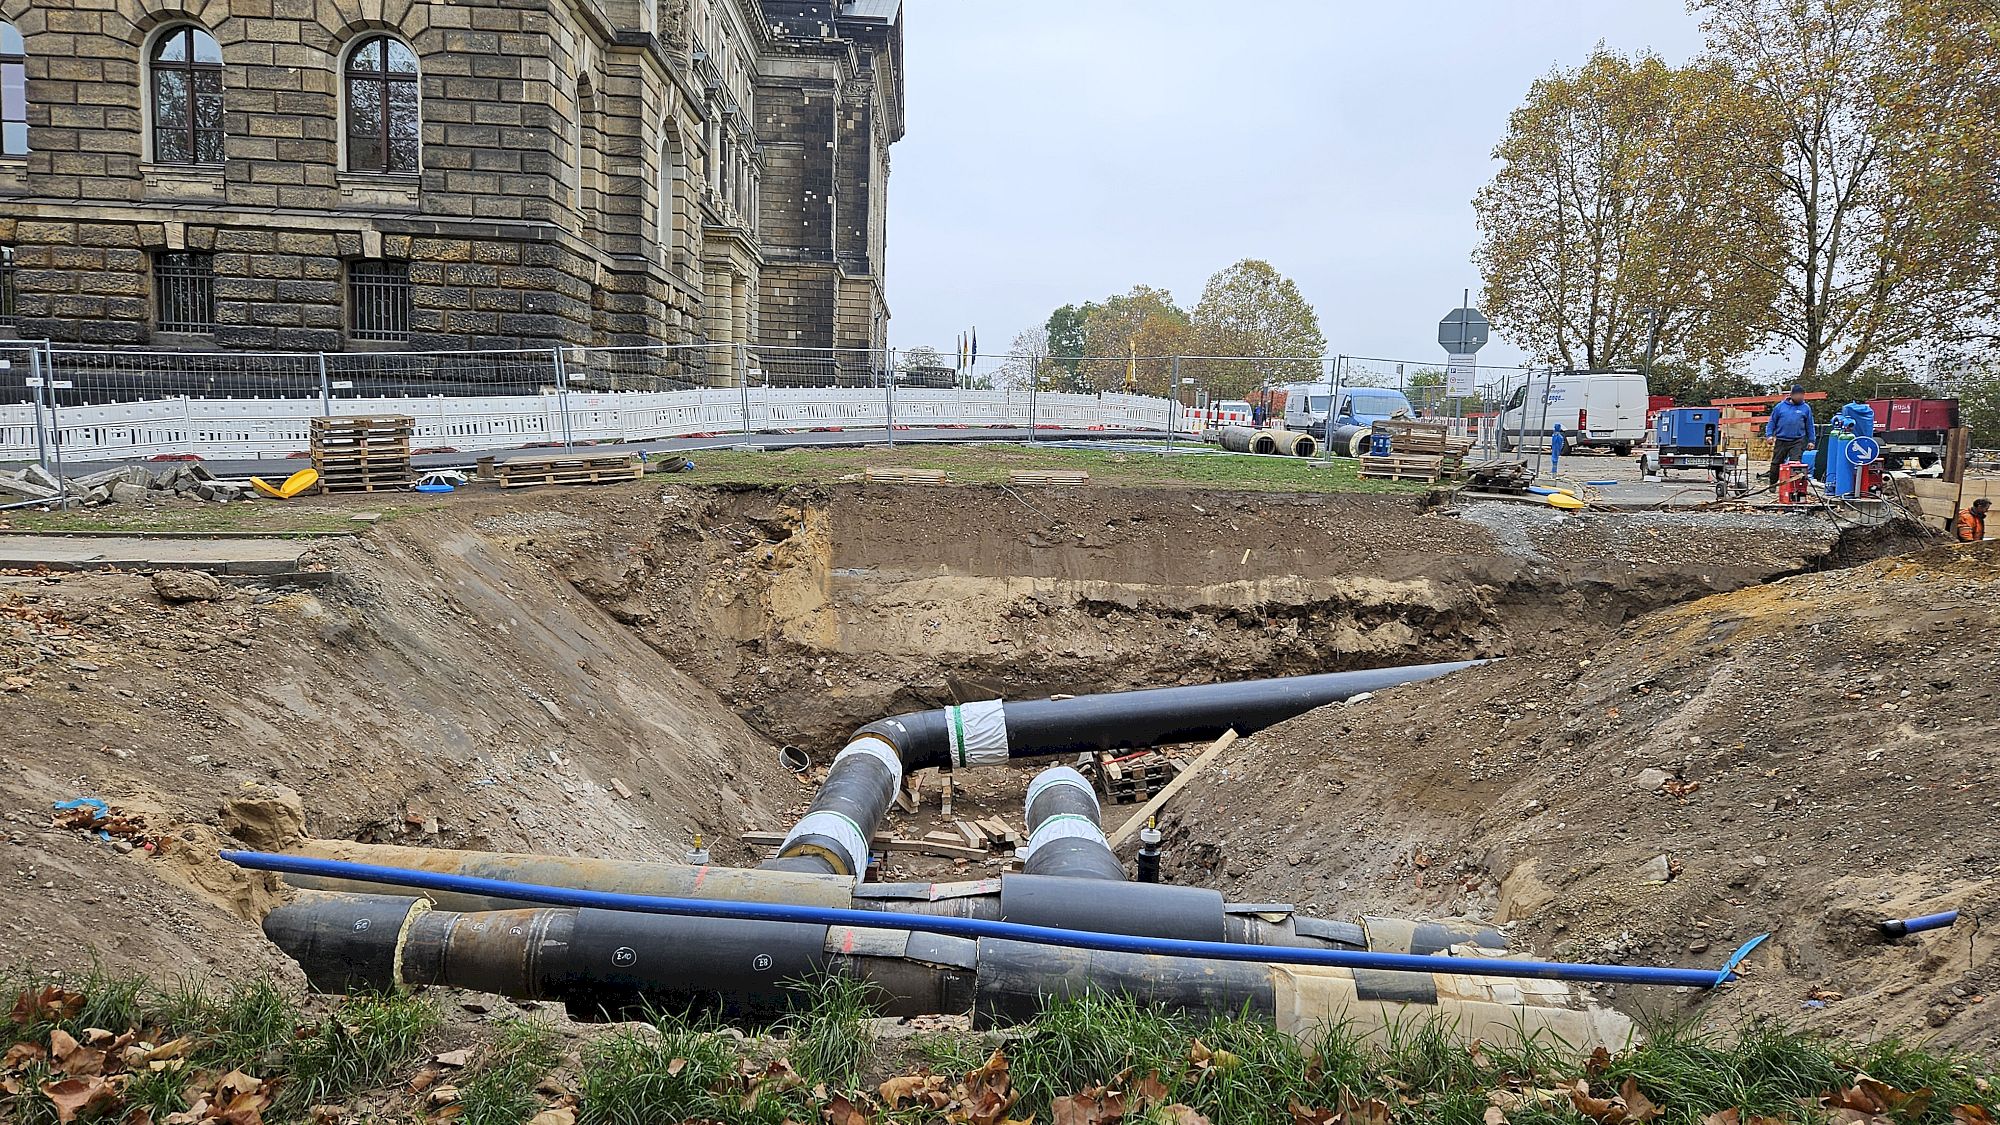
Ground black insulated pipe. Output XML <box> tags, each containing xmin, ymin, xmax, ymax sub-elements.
<box><xmin>762</xmin><ymin>727</ymin><xmax>904</xmax><ymax>877</ymax></box>
<box><xmin>1021</xmin><ymin>766</ymin><xmax>1124</xmax><ymax>881</ymax></box>
<box><xmin>1136</xmin><ymin>822</ymin><xmax>1164</xmax><ymax>883</ymax></box>
<box><xmin>903</xmin><ymin>661</ymin><xmax>1481</xmax><ymax>771</ymax></box>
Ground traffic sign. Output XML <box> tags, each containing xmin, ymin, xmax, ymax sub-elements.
<box><xmin>1445</xmin><ymin>355</ymin><xmax>1478</xmax><ymax>397</ymax></box>
<box><xmin>1846</xmin><ymin>437</ymin><xmax>1880</xmax><ymax>466</ymax></box>
<box><xmin>1438</xmin><ymin>307</ymin><xmax>1490</xmax><ymax>353</ymax></box>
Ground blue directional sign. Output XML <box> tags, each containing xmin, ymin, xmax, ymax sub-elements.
<box><xmin>1846</xmin><ymin>436</ymin><xmax>1880</xmax><ymax>465</ymax></box>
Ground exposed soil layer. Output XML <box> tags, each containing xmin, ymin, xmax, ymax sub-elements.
<box><xmin>1167</xmin><ymin>539</ymin><xmax>2000</xmax><ymax>1052</ymax></box>
<box><xmin>536</xmin><ymin>483</ymin><xmax>1847</xmax><ymax>752</ymax></box>
<box><xmin>0</xmin><ymin>477</ymin><xmax>1887</xmax><ymax>1023</ymax></box>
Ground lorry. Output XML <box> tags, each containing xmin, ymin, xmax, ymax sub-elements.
<box><xmin>1495</xmin><ymin>370</ymin><xmax>1649</xmax><ymax>455</ymax></box>
<box><xmin>1266</xmin><ymin>382</ymin><xmax>1417</xmax><ymax>438</ymax></box>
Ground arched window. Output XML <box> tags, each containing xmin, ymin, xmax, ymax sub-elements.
<box><xmin>345</xmin><ymin>36</ymin><xmax>419</xmax><ymax>173</ymax></box>
<box><xmin>149</xmin><ymin>25</ymin><xmax>223</xmax><ymax>165</ymax></box>
<box><xmin>1</xmin><ymin>22</ymin><xmax>25</xmax><ymax>156</ymax></box>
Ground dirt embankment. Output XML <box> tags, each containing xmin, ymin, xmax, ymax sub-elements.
<box><xmin>539</xmin><ymin>483</ymin><xmax>1847</xmax><ymax>751</ymax></box>
<box><xmin>0</xmin><ymin>507</ymin><xmax>801</xmax><ymax>981</ymax></box>
<box><xmin>1166</xmin><ymin>539</ymin><xmax>2000</xmax><ymax>1051</ymax></box>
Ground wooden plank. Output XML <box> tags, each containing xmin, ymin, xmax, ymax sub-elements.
<box><xmin>1106</xmin><ymin>729</ymin><xmax>1239</xmax><ymax>850</ymax></box>
<box><xmin>939</xmin><ymin>770</ymin><xmax>954</xmax><ymax>817</ymax></box>
<box><xmin>952</xmin><ymin>820</ymin><xmax>985</xmax><ymax>849</ymax></box>
<box><xmin>1945</xmin><ymin>427</ymin><xmax>1970</xmax><ymax>485</ymax></box>
<box><xmin>1912</xmin><ymin>478</ymin><xmax>1962</xmax><ymax>502</ymax></box>
<box><xmin>1008</xmin><ymin>469</ymin><xmax>1090</xmax><ymax>485</ymax></box>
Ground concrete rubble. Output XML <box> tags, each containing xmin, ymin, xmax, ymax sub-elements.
<box><xmin>0</xmin><ymin>462</ymin><xmax>248</xmax><ymax>506</ymax></box>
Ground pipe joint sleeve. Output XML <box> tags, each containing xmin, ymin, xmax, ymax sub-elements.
<box><xmin>945</xmin><ymin>699</ymin><xmax>1009</xmax><ymax>767</ymax></box>
<box><xmin>781</xmin><ymin>811</ymin><xmax>870</xmax><ymax>878</ymax></box>
<box><xmin>834</xmin><ymin>734</ymin><xmax>903</xmax><ymax>783</ymax></box>
<box><xmin>1022</xmin><ymin>814</ymin><xmax>1108</xmax><ymax>862</ymax></box>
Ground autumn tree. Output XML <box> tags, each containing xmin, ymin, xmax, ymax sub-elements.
<box><xmin>1184</xmin><ymin>259</ymin><xmax>1326</xmax><ymax>396</ymax></box>
<box><xmin>1079</xmin><ymin>286</ymin><xmax>1193</xmax><ymax>394</ymax></box>
<box><xmin>1043</xmin><ymin>303</ymin><xmax>1093</xmax><ymax>388</ymax></box>
<box><xmin>1697</xmin><ymin>0</ymin><xmax>1995</xmax><ymax>384</ymax></box>
<box><xmin>1474</xmin><ymin>48</ymin><xmax>1783</xmax><ymax>374</ymax></box>
<box><xmin>996</xmin><ymin>328</ymin><xmax>1048</xmax><ymax>391</ymax></box>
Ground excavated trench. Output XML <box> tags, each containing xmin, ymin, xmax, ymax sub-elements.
<box><xmin>530</xmin><ymin>483</ymin><xmax>1858</xmax><ymax>755</ymax></box>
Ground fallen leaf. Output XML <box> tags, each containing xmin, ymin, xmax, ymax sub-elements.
<box><xmin>1486</xmin><ymin>1107</ymin><xmax>1509</xmax><ymax>1125</ymax></box>
<box><xmin>665</xmin><ymin>1058</ymin><xmax>687</xmax><ymax>1079</ymax></box>
<box><xmin>1952</xmin><ymin>1106</ymin><xmax>1994</xmax><ymax>1125</ymax></box>
<box><xmin>41</xmin><ymin>1076</ymin><xmax>120</xmax><ymax>1124</ymax></box>
<box><xmin>11</xmin><ymin>987</ymin><xmax>86</xmax><ymax>1025</ymax></box>
<box><xmin>880</xmin><ymin>1073</ymin><xmax>947</xmax><ymax>1107</ymax></box>
<box><xmin>1621</xmin><ymin>1078</ymin><xmax>1662</xmax><ymax>1123</ymax></box>
<box><xmin>526</xmin><ymin>1108</ymin><xmax>576</xmax><ymax>1125</ymax></box>
<box><xmin>435</xmin><ymin>1050</ymin><xmax>471</xmax><ymax>1068</ymax></box>
<box><xmin>408</xmin><ymin>1066</ymin><xmax>440</xmax><ymax>1094</ymax></box>
<box><xmin>3</xmin><ymin>1043</ymin><xmax>48</xmax><ymax>1071</ymax></box>
<box><xmin>1288</xmin><ymin>1102</ymin><xmax>1339</xmax><ymax>1125</ymax></box>
<box><xmin>1702</xmin><ymin>1109</ymin><xmax>1741</xmax><ymax>1125</ymax></box>
<box><xmin>1132</xmin><ymin>1073</ymin><xmax>1169</xmax><ymax>1108</ymax></box>
<box><xmin>1586</xmin><ymin>1046</ymin><xmax>1612</xmax><ymax>1077</ymax></box>
<box><xmin>1152</xmin><ymin>1106</ymin><xmax>1211</xmax><ymax>1125</ymax></box>
<box><xmin>1053</xmin><ymin>1086</ymin><xmax>1126</xmax><ymax>1125</ymax></box>
<box><xmin>824</xmin><ymin>1093</ymin><xmax>874</xmax><ymax>1125</ymax></box>
<box><xmin>1571</xmin><ymin>1079</ymin><xmax>1625</xmax><ymax>1125</ymax></box>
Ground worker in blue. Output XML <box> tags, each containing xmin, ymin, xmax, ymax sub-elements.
<box><xmin>1764</xmin><ymin>384</ymin><xmax>1816</xmax><ymax>485</ymax></box>
<box><xmin>1549</xmin><ymin>423</ymin><xmax>1566</xmax><ymax>474</ymax></box>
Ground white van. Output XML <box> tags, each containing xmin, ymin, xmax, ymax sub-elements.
<box><xmin>1496</xmin><ymin>371</ymin><xmax>1649</xmax><ymax>455</ymax></box>
<box><xmin>1274</xmin><ymin>383</ymin><xmax>1416</xmax><ymax>437</ymax></box>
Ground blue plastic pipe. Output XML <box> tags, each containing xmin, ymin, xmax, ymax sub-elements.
<box><xmin>1881</xmin><ymin>910</ymin><xmax>1959</xmax><ymax>938</ymax></box>
<box><xmin>225</xmin><ymin>850</ymin><xmax>1762</xmax><ymax>989</ymax></box>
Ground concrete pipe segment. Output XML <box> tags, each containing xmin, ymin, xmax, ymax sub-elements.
<box><xmin>1271</xmin><ymin>430</ymin><xmax>1319</xmax><ymax>458</ymax></box>
<box><xmin>1215</xmin><ymin>426</ymin><xmax>1281</xmax><ymax>455</ymax></box>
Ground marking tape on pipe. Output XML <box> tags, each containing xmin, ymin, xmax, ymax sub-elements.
<box><xmin>834</xmin><ymin>735</ymin><xmax>902</xmax><ymax>791</ymax></box>
<box><xmin>946</xmin><ymin>699</ymin><xmax>1009</xmax><ymax>767</ymax></box>
<box><xmin>1022</xmin><ymin>813</ymin><xmax>1109</xmax><ymax>861</ymax></box>
<box><xmin>782</xmin><ymin>810</ymin><xmax>869</xmax><ymax>878</ymax></box>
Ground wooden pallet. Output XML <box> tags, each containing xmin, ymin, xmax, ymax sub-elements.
<box><xmin>312</xmin><ymin>415</ymin><xmax>414</xmax><ymax>433</ymax></box>
<box><xmin>864</xmin><ymin>466</ymin><xmax>952</xmax><ymax>484</ymax></box>
<box><xmin>1097</xmin><ymin>751</ymin><xmax>1176</xmax><ymax>804</ymax></box>
<box><xmin>1357</xmin><ymin>453</ymin><xmax>1445</xmax><ymax>483</ymax></box>
<box><xmin>492</xmin><ymin>452</ymin><xmax>645</xmax><ymax>489</ymax></box>
<box><xmin>1008</xmin><ymin>469</ymin><xmax>1090</xmax><ymax>486</ymax></box>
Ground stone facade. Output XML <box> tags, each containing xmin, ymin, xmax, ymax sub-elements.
<box><xmin>0</xmin><ymin>0</ymin><xmax>903</xmax><ymax>381</ymax></box>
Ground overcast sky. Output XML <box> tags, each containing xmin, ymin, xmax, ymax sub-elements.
<box><xmin>885</xmin><ymin>1</ymin><xmax>1708</xmax><ymax>375</ymax></box>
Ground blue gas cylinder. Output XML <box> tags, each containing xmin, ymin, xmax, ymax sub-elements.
<box><xmin>1826</xmin><ymin>432</ymin><xmax>1857</xmax><ymax>496</ymax></box>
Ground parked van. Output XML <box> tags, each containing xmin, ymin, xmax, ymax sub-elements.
<box><xmin>1496</xmin><ymin>370</ymin><xmax>1649</xmax><ymax>455</ymax></box>
<box><xmin>1271</xmin><ymin>383</ymin><xmax>1417</xmax><ymax>437</ymax></box>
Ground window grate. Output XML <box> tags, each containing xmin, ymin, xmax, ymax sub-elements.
<box><xmin>349</xmin><ymin>259</ymin><xmax>410</xmax><ymax>342</ymax></box>
<box><xmin>154</xmin><ymin>251</ymin><xmax>216</xmax><ymax>333</ymax></box>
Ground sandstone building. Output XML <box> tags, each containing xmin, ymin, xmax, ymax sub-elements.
<box><xmin>0</xmin><ymin>0</ymin><xmax>903</xmax><ymax>382</ymax></box>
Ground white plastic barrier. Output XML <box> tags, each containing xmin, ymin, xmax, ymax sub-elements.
<box><xmin>2</xmin><ymin>386</ymin><xmax>1191</xmax><ymax>464</ymax></box>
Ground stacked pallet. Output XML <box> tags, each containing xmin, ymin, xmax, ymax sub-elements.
<box><xmin>1008</xmin><ymin>469</ymin><xmax>1090</xmax><ymax>485</ymax></box>
<box><xmin>1374</xmin><ymin>419</ymin><xmax>1476</xmax><ymax>476</ymax></box>
<box><xmin>1462</xmin><ymin>459</ymin><xmax>1536</xmax><ymax>494</ymax></box>
<box><xmin>1357</xmin><ymin>454</ymin><xmax>1446</xmax><ymax>483</ymax></box>
<box><xmin>1095</xmin><ymin>751</ymin><xmax>1179</xmax><ymax>804</ymax></box>
<box><xmin>492</xmin><ymin>450</ymin><xmax>645</xmax><ymax>489</ymax></box>
<box><xmin>312</xmin><ymin>415</ymin><xmax>414</xmax><ymax>493</ymax></box>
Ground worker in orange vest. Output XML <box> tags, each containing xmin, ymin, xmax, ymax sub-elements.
<box><xmin>1956</xmin><ymin>497</ymin><xmax>1989</xmax><ymax>542</ymax></box>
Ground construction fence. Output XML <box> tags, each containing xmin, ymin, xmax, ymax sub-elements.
<box><xmin>0</xmin><ymin>342</ymin><xmax>1193</xmax><ymax>466</ymax></box>
<box><xmin>0</xmin><ymin>340</ymin><xmax>1555</xmax><ymax>467</ymax></box>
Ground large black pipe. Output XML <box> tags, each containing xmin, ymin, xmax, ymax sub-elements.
<box><xmin>1021</xmin><ymin>766</ymin><xmax>1124</xmax><ymax>881</ymax></box>
<box><xmin>767</xmin><ymin>662</ymin><xmax>1480</xmax><ymax>874</ymax></box>
<box><xmin>761</xmin><ymin>728</ymin><xmax>903</xmax><ymax>878</ymax></box>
